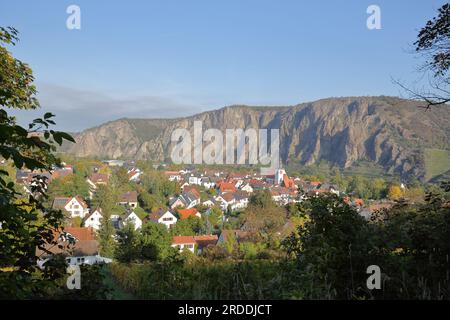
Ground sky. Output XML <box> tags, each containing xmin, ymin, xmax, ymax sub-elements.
<box><xmin>0</xmin><ymin>0</ymin><xmax>447</xmax><ymax>131</ymax></box>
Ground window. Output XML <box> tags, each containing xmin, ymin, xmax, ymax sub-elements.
<box><xmin>187</xmin><ymin>244</ymin><xmax>194</xmax><ymax>249</ymax></box>
<box><xmin>163</xmin><ymin>217</ymin><xmax>173</xmax><ymax>221</ymax></box>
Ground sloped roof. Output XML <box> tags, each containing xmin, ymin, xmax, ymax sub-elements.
<box><xmin>183</xmin><ymin>186</ymin><xmax>201</xmax><ymax>199</ymax></box>
<box><xmin>52</xmin><ymin>197</ymin><xmax>71</xmax><ymax>209</ymax></box>
<box><xmin>177</xmin><ymin>208</ymin><xmax>200</xmax><ymax>219</ymax></box>
<box><xmin>36</xmin><ymin>227</ymin><xmax>98</xmax><ymax>258</ymax></box>
<box><xmin>218</xmin><ymin>182</ymin><xmax>237</xmax><ymax>193</ymax></box>
<box><xmin>123</xmin><ymin>210</ymin><xmax>141</xmax><ymax>221</ymax></box>
<box><xmin>172</xmin><ymin>236</ymin><xmax>196</xmax><ymax>245</ymax></box>
<box><xmin>119</xmin><ymin>191</ymin><xmax>138</xmax><ymax>203</ymax></box>
<box><xmin>64</xmin><ymin>227</ymin><xmax>96</xmax><ymax>240</ymax></box>
<box><xmin>52</xmin><ymin>196</ymin><xmax>88</xmax><ymax>209</ymax></box>
<box><xmin>194</xmin><ymin>235</ymin><xmax>218</xmax><ymax>248</ymax></box>
<box><xmin>180</xmin><ymin>192</ymin><xmax>198</xmax><ymax>204</ymax></box>
<box><xmin>146</xmin><ymin>208</ymin><xmax>173</xmax><ymax>222</ymax></box>
<box><xmin>74</xmin><ymin>196</ymin><xmax>88</xmax><ymax>208</ymax></box>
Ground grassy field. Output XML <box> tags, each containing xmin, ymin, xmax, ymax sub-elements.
<box><xmin>424</xmin><ymin>148</ymin><xmax>450</xmax><ymax>181</ymax></box>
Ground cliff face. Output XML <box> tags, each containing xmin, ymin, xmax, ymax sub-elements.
<box><xmin>62</xmin><ymin>96</ymin><xmax>450</xmax><ymax>178</ymax></box>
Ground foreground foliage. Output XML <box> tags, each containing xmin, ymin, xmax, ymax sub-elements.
<box><xmin>110</xmin><ymin>185</ymin><xmax>450</xmax><ymax>300</ymax></box>
<box><xmin>0</xmin><ymin>27</ymin><xmax>75</xmax><ymax>299</ymax></box>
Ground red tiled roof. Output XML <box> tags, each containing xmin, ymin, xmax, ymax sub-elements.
<box><xmin>64</xmin><ymin>227</ymin><xmax>96</xmax><ymax>241</ymax></box>
<box><xmin>172</xmin><ymin>236</ymin><xmax>196</xmax><ymax>245</ymax></box>
<box><xmin>194</xmin><ymin>235</ymin><xmax>218</xmax><ymax>248</ymax></box>
<box><xmin>218</xmin><ymin>182</ymin><xmax>236</xmax><ymax>193</ymax></box>
<box><xmin>194</xmin><ymin>235</ymin><xmax>218</xmax><ymax>241</ymax></box>
<box><xmin>36</xmin><ymin>227</ymin><xmax>98</xmax><ymax>257</ymax></box>
<box><xmin>177</xmin><ymin>208</ymin><xmax>200</xmax><ymax>219</ymax></box>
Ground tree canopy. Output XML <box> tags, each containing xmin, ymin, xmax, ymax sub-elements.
<box><xmin>0</xmin><ymin>27</ymin><xmax>75</xmax><ymax>298</ymax></box>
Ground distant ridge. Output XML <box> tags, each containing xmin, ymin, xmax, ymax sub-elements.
<box><xmin>61</xmin><ymin>96</ymin><xmax>450</xmax><ymax>179</ymax></box>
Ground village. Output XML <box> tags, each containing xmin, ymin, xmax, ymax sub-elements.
<box><xmin>13</xmin><ymin>159</ymin><xmax>396</xmax><ymax>267</ymax></box>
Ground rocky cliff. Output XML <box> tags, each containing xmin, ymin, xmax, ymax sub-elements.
<box><xmin>62</xmin><ymin>96</ymin><xmax>450</xmax><ymax>178</ymax></box>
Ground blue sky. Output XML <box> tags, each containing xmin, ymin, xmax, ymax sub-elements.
<box><xmin>0</xmin><ymin>0</ymin><xmax>446</xmax><ymax>131</ymax></box>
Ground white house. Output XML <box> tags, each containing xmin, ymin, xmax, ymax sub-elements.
<box><xmin>232</xmin><ymin>194</ymin><xmax>249</xmax><ymax>210</ymax></box>
<box><xmin>52</xmin><ymin>196</ymin><xmax>89</xmax><ymax>219</ymax></box>
<box><xmin>171</xmin><ymin>236</ymin><xmax>196</xmax><ymax>253</ymax></box>
<box><xmin>122</xmin><ymin>210</ymin><xmax>142</xmax><ymax>230</ymax></box>
<box><xmin>215</xmin><ymin>193</ymin><xmax>236</xmax><ymax>211</ymax></box>
<box><xmin>146</xmin><ymin>208</ymin><xmax>178</xmax><ymax>229</ymax></box>
<box><xmin>83</xmin><ymin>208</ymin><xmax>103</xmax><ymax>230</ymax></box>
<box><xmin>63</xmin><ymin>255</ymin><xmax>112</xmax><ymax>266</ymax></box>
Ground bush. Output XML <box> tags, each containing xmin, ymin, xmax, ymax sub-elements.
<box><xmin>109</xmin><ymin>259</ymin><xmax>296</xmax><ymax>299</ymax></box>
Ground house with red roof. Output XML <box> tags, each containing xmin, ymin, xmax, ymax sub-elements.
<box><xmin>171</xmin><ymin>235</ymin><xmax>218</xmax><ymax>254</ymax></box>
<box><xmin>171</xmin><ymin>236</ymin><xmax>196</xmax><ymax>253</ymax></box>
<box><xmin>36</xmin><ymin>227</ymin><xmax>112</xmax><ymax>267</ymax></box>
<box><xmin>177</xmin><ymin>208</ymin><xmax>202</xmax><ymax>219</ymax></box>
<box><xmin>217</xmin><ymin>181</ymin><xmax>237</xmax><ymax>194</ymax></box>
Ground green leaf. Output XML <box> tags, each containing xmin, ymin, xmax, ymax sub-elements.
<box><xmin>56</xmin><ymin>131</ymin><xmax>75</xmax><ymax>143</ymax></box>
<box><xmin>43</xmin><ymin>112</ymin><xmax>54</xmax><ymax>119</ymax></box>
